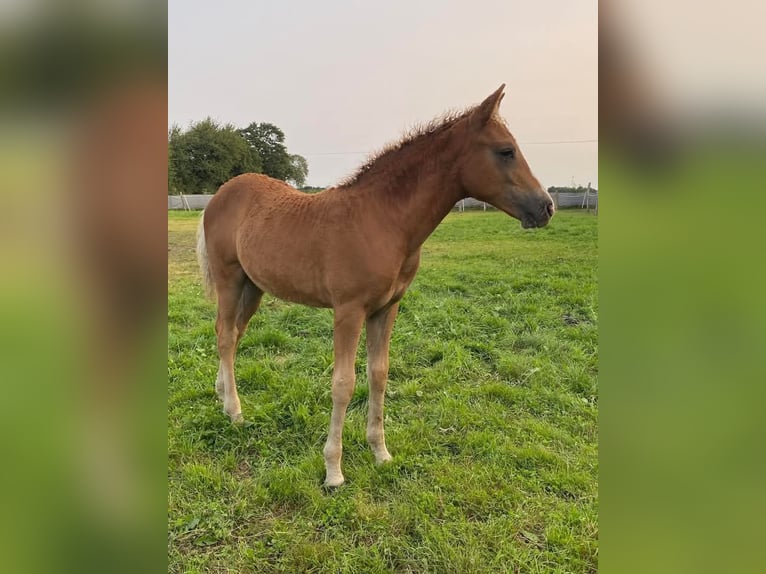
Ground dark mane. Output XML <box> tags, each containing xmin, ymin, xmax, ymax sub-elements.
<box><xmin>337</xmin><ymin>106</ymin><xmax>475</xmax><ymax>189</ymax></box>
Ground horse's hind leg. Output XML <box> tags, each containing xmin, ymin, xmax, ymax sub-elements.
<box><xmin>215</xmin><ymin>279</ymin><xmax>263</xmax><ymax>402</ymax></box>
<box><xmin>213</xmin><ymin>267</ymin><xmax>255</xmax><ymax>422</ymax></box>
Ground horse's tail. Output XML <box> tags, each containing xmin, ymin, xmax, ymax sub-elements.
<box><xmin>196</xmin><ymin>210</ymin><xmax>215</xmax><ymax>300</ymax></box>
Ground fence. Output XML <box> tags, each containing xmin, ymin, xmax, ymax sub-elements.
<box><xmin>168</xmin><ymin>194</ymin><xmax>214</xmax><ymax>210</ymax></box>
<box><xmin>551</xmin><ymin>191</ymin><xmax>598</xmax><ymax>211</ymax></box>
<box><xmin>454</xmin><ymin>197</ymin><xmax>493</xmax><ymax>212</ymax></box>
<box><xmin>169</xmin><ymin>192</ymin><xmax>598</xmax><ymax>212</ymax></box>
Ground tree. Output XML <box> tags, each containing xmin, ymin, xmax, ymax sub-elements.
<box><xmin>168</xmin><ymin>124</ymin><xmax>182</xmax><ymax>194</ymax></box>
<box><xmin>169</xmin><ymin>118</ymin><xmax>261</xmax><ymax>194</ymax></box>
<box><xmin>287</xmin><ymin>154</ymin><xmax>309</xmax><ymax>188</ymax></box>
<box><xmin>238</xmin><ymin>122</ymin><xmax>294</xmax><ymax>182</ymax></box>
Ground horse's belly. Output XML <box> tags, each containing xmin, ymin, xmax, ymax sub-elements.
<box><xmin>238</xmin><ymin>234</ymin><xmax>411</xmax><ymax>311</ymax></box>
<box><xmin>247</xmin><ymin>270</ymin><xmax>332</xmax><ymax>308</ymax></box>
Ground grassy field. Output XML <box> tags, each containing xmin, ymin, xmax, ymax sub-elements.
<box><xmin>168</xmin><ymin>209</ymin><xmax>598</xmax><ymax>573</ymax></box>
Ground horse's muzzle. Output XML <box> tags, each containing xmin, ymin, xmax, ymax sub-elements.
<box><xmin>521</xmin><ymin>197</ymin><xmax>554</xmax><ymax>228</ymax></box>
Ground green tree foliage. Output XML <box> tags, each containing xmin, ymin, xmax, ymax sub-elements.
<box><xmin>238</xmin><ymin>122</ymin><xmax>294</xmax><ymax>182</ymax></box>
<box><xmin>168</xmin><ymin>119</ymin><xmax>309</xmax><ymax>194</ymax></box>
<box><xmin>168</xmin><ymin>125</ymin><xmax>182</xmax><ymax>194</ymax></box>
<box><xmin>287</xmin><ymin>154</ymin><xmax>309</xmax><ymax>188</ymax></box>
<box><xmin>168</xmin><ymin>118</ymin><xmax>261</xmax><ymax>194</ymax></box>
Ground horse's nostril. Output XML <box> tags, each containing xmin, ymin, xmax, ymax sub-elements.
<box><xmin>545</xmin><ymin>201</ymin><xmax>554</xmax><ymax>217</ymax></box>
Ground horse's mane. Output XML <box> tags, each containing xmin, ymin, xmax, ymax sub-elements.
<box><xmin>337</xmin><ymin>106</ymin><xmax>476</xmax><ymax>189</ymax></box>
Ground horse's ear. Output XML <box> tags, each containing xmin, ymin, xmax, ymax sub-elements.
<box><xmin>473</xmin><ymin>84</ymin><xmax>506</xmax><ymax>126</ymax></box>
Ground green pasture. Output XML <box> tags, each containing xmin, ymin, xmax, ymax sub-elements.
<box><xmin>168</xmin><ymin>209</ymin><xmax>598</xmax><ymax>573</ymax></box>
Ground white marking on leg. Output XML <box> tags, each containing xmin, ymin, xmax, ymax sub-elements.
<box><xmin>215</xmin><ymin>363</ymin><xmax>225</xmax><ymax>401</ymax></box>
<box><xmin>222</xmin><ymin>366</ymin><xmax>242</xmax><ymax>422</ymax></box>
<box><xmin>323</xmin><ymin>371</ymin><xmax>354</xmax><ymax>487</ymax></box>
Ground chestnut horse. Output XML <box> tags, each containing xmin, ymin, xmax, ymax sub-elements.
<box><xmin>197</xmin><ymin>85</ymin><xmax>554</xmax><ymax>487</ymax></box>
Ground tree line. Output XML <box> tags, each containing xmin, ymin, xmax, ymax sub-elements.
<box><xmin>168</xmin><ymin>119</ymin><xmax>309</xmax><ymax>194</ymax></box>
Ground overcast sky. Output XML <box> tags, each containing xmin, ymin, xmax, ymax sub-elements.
<box><xmin>169</xmin><ymin>0</ymin><xmax>597</xmax><ymax>188</ymax></box>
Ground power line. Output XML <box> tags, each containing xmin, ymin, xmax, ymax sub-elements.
<box><xmin>302</xmin><ymin>138</ymin><xmax>598</xmax><ymax>156</ymax></box>
<box><xmin>521</xmin><ymin>138</ymin><xmax>598</xmax><ymax>145</ymax></box>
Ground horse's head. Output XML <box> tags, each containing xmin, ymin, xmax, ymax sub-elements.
<box><xmin>459</xmin><ymin>85</ymin><xmax>554</xmax><ymax>228</ymax></box>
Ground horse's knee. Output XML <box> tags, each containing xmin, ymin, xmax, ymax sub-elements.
<box><xmin>331</xmin><ymin>373</ymin><xmax>356</xmax><ymax>404</ymax></box>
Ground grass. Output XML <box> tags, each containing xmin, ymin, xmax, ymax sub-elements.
<box><xmin>168</xmin><ymin>209</ymin><xmax>598</xmax><ymax>573</ymax></box>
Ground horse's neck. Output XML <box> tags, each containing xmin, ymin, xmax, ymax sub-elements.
<box><xmin>367</xmin><ymin>167</ymin><xmax>465</xmax><ymax>253</ymax></box>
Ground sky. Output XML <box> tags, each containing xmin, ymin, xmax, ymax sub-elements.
<box><xmin>169</xmin><ymin>0</ymin><xmax>598</xmax><ymax>189</ymax></box>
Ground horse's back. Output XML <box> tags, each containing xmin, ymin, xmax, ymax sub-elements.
<box><xmin>205</xmin><ymin>173</ymin><xmax>306</xmax><ymax>247</ymax></box>
<box><xmin>206</xmin><ymin>173</ymin><xmax>302</xmax><ymax>218</ymax></box>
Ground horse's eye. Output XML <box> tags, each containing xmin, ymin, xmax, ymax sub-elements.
<box><xmin>497</xmin><ymin>148</ymin><xmax>515</xmax><ymax>160</ymax></box>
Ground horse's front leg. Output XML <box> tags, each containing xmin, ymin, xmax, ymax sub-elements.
<box><xmin>365</xmin><ymin>302</ymin><xmax>399</xmax><ymax>464</ymax></box>
<box><xmin>323</xmin><ymin>305</ymin><xmax>365</xmax><ymax>488</ymax></box>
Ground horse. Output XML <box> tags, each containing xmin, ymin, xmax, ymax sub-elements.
<box><xmin>196</xmin><ymin>85</ymin><xmax>554</xmax><ymax>487</ymax></box>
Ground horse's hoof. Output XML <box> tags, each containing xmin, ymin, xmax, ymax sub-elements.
<box><xmin>373</xmin><ymin>449</ymin><xmax>393</xmax><ymax>465</ymax></box>
<box><xmin>323</xmin><ymin>476</ymin><xmax>345</xmax><ymax>490</ymax></box>
<box><xmin>229</xmin><ymin>412</ymin><xmax>244</xmax><ymax>424</ymax></box>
